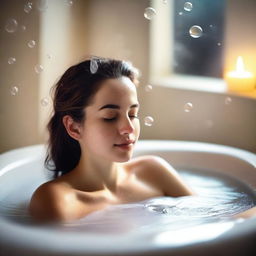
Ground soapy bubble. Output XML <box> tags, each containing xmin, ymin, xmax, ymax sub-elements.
<box><xmin>144</xmin><ymin>7</ymin><xmax>156</xmax><ymax>20</ymax></box>
<box><xmin>144</xmin><ymin>116</ymin><xmax>154</xmax><ymax>126</ymax></box>
<box><xmin>28</xmin><ymin>40</ymin><xmax>36</xmax><ymax>48</ymax></box>
<box><xmin>40</xmin><ymin>97</ymin><xmax>49</xmax><ymax>107</ymax></box>
<box><xmin>189</xmin><ymin>25</ymin><xmax>203</xmax><ymax>38</ymax></box>
<box><xmin>10</xmin><ymin>86</ymin><xmax>19</xmax><ymax>96</ymax></box>
<box><xmin>184</xmin><ymin>2</ymin><xmax>193</xmax><ymax>12</ymax></box>
<box><xmin>24</xmin><ymin>3</ymin><xmax>33</xmax><ymax>13</ymax></box>
<box><xmin>5</xmin><ymin>18</ymin><xmax>18</xmax><ymax>33</ymax></box>
<box><xmin>90</xmin><ymin>58</ymin><xmax>98</xmax><ymax>74</ymax></box>
<box><xmin>8</xmin><ymin>57</ymin><xmax>16</xmax><ymax>65</ymax></box>
<box><xmin>184</xmin><ymin>102</ymin><xmax>193</xmax><ymax>112</ymax></box>
<box><xmin>225</xmin><ymin>97</ymin><xmax>232</xmax><ymax>105</ymax></box>
<box><xmin>35</xmin><ymin>64</ymin><xmax>44</xmax><ymax>74</ymax></box>
<box><xmin>145</xmin><ymin>85</ymin><xmax>153</xmax><ymax>92</ymax></box>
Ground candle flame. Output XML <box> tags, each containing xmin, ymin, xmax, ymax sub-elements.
<box><xmin>236</xmin><ymin>56</ymin><xmax>245</xmax><ymax>72</ymax></box>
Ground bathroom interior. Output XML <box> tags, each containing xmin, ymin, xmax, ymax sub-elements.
<box><xmin>0</xmin><ymin>0</ymin><xmax>256</xmax><ymax>256</ymax></box>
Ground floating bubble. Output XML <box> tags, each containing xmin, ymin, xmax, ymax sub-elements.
<box><xmin>28</xmin><ymin>40</ymin><xmax>36</xmax><ymax>48</ymax></box>
<box><xmin>162</xmin><ymin>0</ymin><xmax>167</xmax><ymax>4</ymax></box>
<box><xmin>225</xmin><ymin>97</ymin><xmax>232</xmax><ymax>105</ymax></box>
<box><xmin>36</xmin><ymin>0</ymin><xmax>48</xmax><ymax>12</ymax></box>
<box><xmin>144</xmin><ymin>116</ymin><xmax>154</xmax><ymax>127</ymax></box>
<box><xmin>20</xmin><ymin>25</ymin><xmax>26</xmax><ymax>31</ymax></box>
<box><xmin>145</xmin><ymin>85</ymin><xmax>153</xmax><ymax>92</ymax></box>
<box><xmin>40</xmin><ymin>97</ymin><xmax>49</xmax><ymax>107</ymax></box>
<box><xmin>178</xmin><ymin>11</ymin><xmax>183</xmax><ymax>15</ymax></box>
<box><xmin>10</xmin><ymin>86</ymin><xmax>19</xmax><ymax>96</ymax></box>
<box><xmin>184</xmin><ymin>102</ymin><xmax>193</xmax><ymax>112</ymax></box>
<box><xmin>5</xmin><ymin>18</ymin><xmax>18</xmax><ymax>33</ymax></box>
<box><xmin>24</xmin><ymin>3</ymin><xmax>33</xmax><ymax>13</ymax></box>
<box><xmin>144</xmin><ymin>7</ymin><xmax>156</xmax><ymax>20</ymax></box>
<box><xmin>65</xmin><ymin>0</ymin><xmax>74</xmax><ymax>6</ymax></box>
<box><xmin>189</xmin><ymin>25</ymin><xmax>203</xmax><ymax>38</ymax></box>
<box><xmin>35</xmin><ymin>64</ymin><xmax>44</xmax><ymax>74</ymax></box>
<box><xmin>8</xmin><ymin>57</ymin><xmax>16</xmax><ymax>65</ymax></box>
<box><xmin>217</xmin><ymin>42</ymin><xmax>221</xmax><ymax>46</ymax></box>
<box><xmin>90</xmin><ymin>58</ymin><xmax>98</xmax><ymax>74</ymax></box>
<box><xmin>184</xmin><ymin>2</ymin><xmax>193</xmax><ymax>12</ymax></box>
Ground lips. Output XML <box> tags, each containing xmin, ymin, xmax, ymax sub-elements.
<box><xmin>114</xmin><ymin>140</ymin><xmax>135</xmax><ymax>146</ymax></box>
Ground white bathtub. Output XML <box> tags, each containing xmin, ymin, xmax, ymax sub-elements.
<box><xmin>0</xmin><ymin>140</ymin><xmax>256</xmax><ymax>256</ymax></box>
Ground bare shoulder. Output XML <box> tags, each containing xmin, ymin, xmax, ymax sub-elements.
<box><xmin>127</xmin><ymin>155</ymin><xmax>195</xmax><ymax>197</ymax></box>
<box><xmin>29</xmin><ymin>180</ymin><xmax>76</xmax><ymax>223</ymax></box>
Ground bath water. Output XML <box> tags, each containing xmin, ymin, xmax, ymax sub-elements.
<box><xmin>0</xmin><ymin>168</ymin><xmax>255</xmax><ymax>236</ymax></box>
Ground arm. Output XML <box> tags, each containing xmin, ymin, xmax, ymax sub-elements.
<box><xmin>232</xmin><ymin>206</ymin><xmax>256</xmax><ymax>220</ymax></box>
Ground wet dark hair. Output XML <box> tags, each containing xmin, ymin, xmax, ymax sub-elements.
<box><xmin>45</xmin><ymin>56</ymin><xmax>139</xmax><ymax>179</ymax></box>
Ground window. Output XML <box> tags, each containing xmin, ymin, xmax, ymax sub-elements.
<box><xmin>173</xmin><ymin>0</ymin><xmax>226</xmax><ymax>78</ymax></box>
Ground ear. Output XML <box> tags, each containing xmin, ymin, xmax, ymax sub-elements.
<box><xmin>62</xmin><ymin>115</ymin><xmax>82</xmax><ymax>141</ymax></box>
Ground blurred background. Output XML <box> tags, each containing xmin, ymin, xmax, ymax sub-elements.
<box><xmin>0</xmin><ymin>0</ymin><xmax>256</xmax><ymax>154</ymax></box>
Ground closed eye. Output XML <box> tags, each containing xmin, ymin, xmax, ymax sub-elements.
<box><xmin>103</xmin><ymin>115</ymin><xmax>139</xmax><ymax>122</ymax></box>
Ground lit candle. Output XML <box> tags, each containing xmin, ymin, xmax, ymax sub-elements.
<box><xmin>226</xmin><ymin>56</ymin><xmax>255</xmax><ymax>92</ymax></box>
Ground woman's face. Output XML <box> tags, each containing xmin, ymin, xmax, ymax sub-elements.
<box><xmin>79</xmin><ymin>76</ymin><xmax>140</xmax><ymax>162</ymax></box>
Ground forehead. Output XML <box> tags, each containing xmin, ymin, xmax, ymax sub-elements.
<box><xmin>91</xmin><ymin>77</ymin><xmax>138</xmax><ymax>106</ymax></box>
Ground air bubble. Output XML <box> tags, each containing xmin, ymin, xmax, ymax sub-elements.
<box><xmin>65</xmin><ymin>0</ymin><xmax>74</xmax><ymax>6</ymax></box>
<box><xmin>35</xmin><ymin>64</ymin><xmax>44</xmax><ymax>74</ymax></box>
<box><xmin>144</xmin><ymin>116</ymin><xmax>154</xmax><ymax>127</ymax></box>
<box><xmin>8</xmin><ymin>57</ymin><xmax>16</xmax><ymax>65</ymax></box>
<box><xmin>144</xmin><ymin>7</ymin><xmax>156</xmax><ymax>20</ymax></box>
<box><xmin>145</xmin><ymin>85</ymin><xmax>153</xmax><ymax>92</ymax></box>
<box><xmin>10</xmin><ymin>86</ymin><xmax>19</xmax><ymax>96</ymax></box>
<box><xmin>225</xmin><ymin>97</ymin><xmax>232</xmax><ymax>105</ymax></box>
<box><xmin>24</xmin><ymin>3</ymin><xmax>33</xmax><ymax>13</ymax></box>
<box><xmin>21</xmin><ymin>25</ymin><xmax>26</xmax><ymax>31</ymax></box>
<box><xmin>5</xmin><ymin>18</ymin><xmax>18</xmax><ymax>33</ymax></box>
<box><xmin>40</xmin><ymin>97</ymin><xmax>49</xmax><ymax>107</ymax></box>
<box><xmin>217</xmin><ymin>42</ymin><xmax>221</xmax><ymax>46</ymax></box>
<box><xmin>178</xmin><ymin>11</ymin><xmax>183</xmax><ymax>16</ymax></box>
<box><xmin>184</xmin><ymin>2</ymin><xmax>193</xmax><ymax>12</ymax></box>
<box><xmin>184</xmin><ymin>102</ymin><xmax>193</xmax><ymax>112</ymax></box>
<box><xmin>36</xmin><ymin>0</ymin><xmax>48</xmax><ymax>12</ymax></box>
<box><xmin>189</xmin><ymin>25</ymin><xmax>203</xmax><ymax>38</ymax></box>
<box><xmin>28</xmin><ymin>40</ymin><xmax>36</xmax><ymax>48</ymax></box>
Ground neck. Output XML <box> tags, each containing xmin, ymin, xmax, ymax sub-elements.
<box><xmin>71</xmin><ymin>150</ymin><xmax>121</xmax><ymax>192</ymax></box>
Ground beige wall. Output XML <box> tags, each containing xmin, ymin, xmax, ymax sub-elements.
<box><xmin>0</xmin><ymin>0</ymin><xmax>256</xmax><ymax>154</ymax></box>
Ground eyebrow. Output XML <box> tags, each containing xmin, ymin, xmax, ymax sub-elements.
<box><xmin>98</xmin><ymin>103</ymin><xmax>139</xmax><ymax>111</ymax></box>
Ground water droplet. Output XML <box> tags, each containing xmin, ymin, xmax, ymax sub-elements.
<box><xmin>225</xmin><ymin>97</ymin><xmax>232</xmax><ymax>105</ymax></box>
<box><xmin>36</xmin><ymin>0</ymin><xmax>48</xmax><ymax>12</ymax></box>
<box><xmin>144</xmin><ymin>7</ymin><xmax>156</xmax><ymax>20</ymax></box>
<box><xmin>144</xmin><ymin>116</ymin><xmax>154</xmax><ymax>126</ymax></box>
<box><xmin>28</xmin><ymin>40</ymin><xmax>36</xmax><ymax>48</ymax></box>
<box><xmin>24</xmin><ymin>3</ymin><xmax>33</xmax><ymax>13</ymax></box>
<box><xmin>35</xmin><ymin>64</ymin><xmax>44</xmax><ymax>74</ymax></box>
<box><xmin>8</xmin><ymin>57</ymin><xmax>16</xmax><ymax>65</ymax></box>
<box><xmin>145</xmin><ymin>85</ymin><xmax>153</xmax><ymax>92</ymax></box>
<box><xmin>90</xmin><ymin>58</ymin><xmax>98</xmax><ymax>74</ymax></box>
<box><xmin>184</xmin><ymin>102</ymin><xmax>193</xmax><ymax>112</ymax></box>
<box><xmin>40</xmin><ymin>97</ymin><xmax>49</xmax><ymax>107</ymax></box>
<box><xmin>189</xmin><ymin>25</ymin><xmax>203</xmax><ymax>38</ymax></box>
<box><xmin>5</xmin><ymin>18</ymin><xmax>18</xmax><ymax>33</ymax></box>
<box><xmin>65</xmin><ymin>0</ymin><xmax>74</xmax><ymax>6</ymax></box>
<box><xmin>184</xmin><ymin>2</ymin><xmax>193</xmax><ymax>12</ymax></box>
<box><xmin>10</xmin><ymin>86</ymin><xmax>19</xmax><ymax>96</ymax></box>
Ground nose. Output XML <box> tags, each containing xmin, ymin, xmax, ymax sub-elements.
<box><xmin>119</xmin><ymin>116</ymin><xmax>135</xmax><ymax>135</ymax></box>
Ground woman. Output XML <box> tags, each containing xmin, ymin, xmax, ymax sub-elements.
<box><xmin>28</xmin><ymin>56</ymin><xmax>198</xmax><ymax>223</ymax></box>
